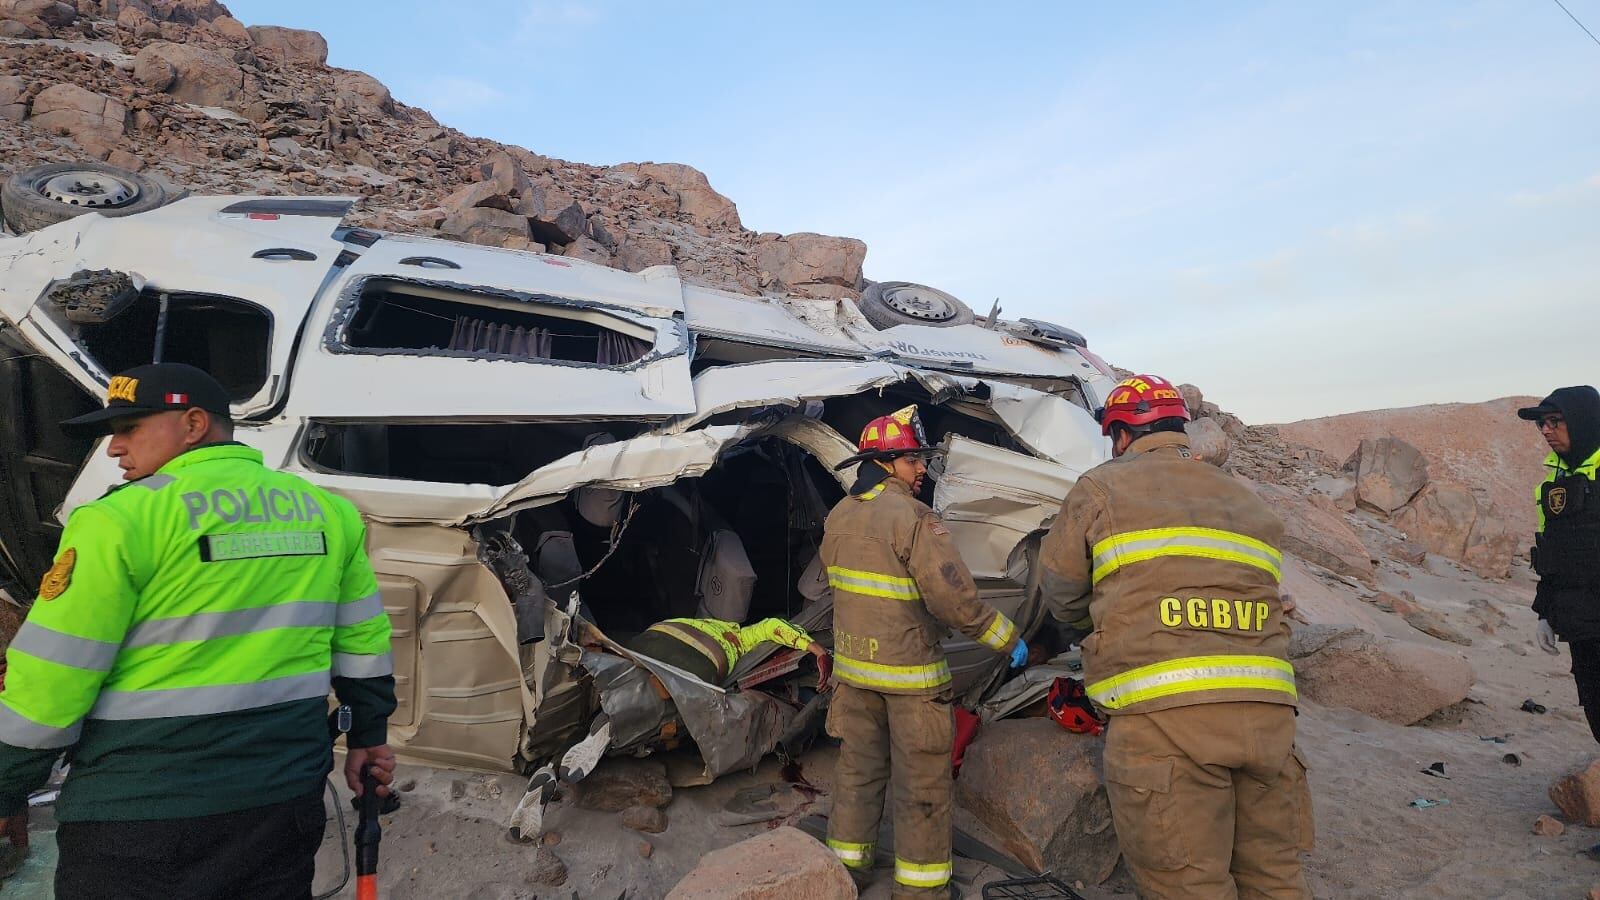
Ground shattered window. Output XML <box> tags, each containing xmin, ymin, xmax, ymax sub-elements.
<box><xmin>75</xmin><ymin>291</ymin><xmax>271</xmax><ymax>401</ymax></box>
<box><xmin>341</xmin><ymin>279</ymin><xmax>653</xmax><ymax>366</ymax></box>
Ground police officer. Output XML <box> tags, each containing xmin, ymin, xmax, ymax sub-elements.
<box><xmin>820</xmin><ymin>405</ymin><xmax>1025</xmax><ymax>899</ymax></box>
<box><xmin>0</xmin><ymin>363</ymin><xmax>396</xmax><ymax>899</ymax></box>
<box><xmin>1522</xmin><ymin>386</ymin><xmax>1600</xmax><ymax>741</ymax></box>
<box><xmin>1041</xmin><ymin>375</ymin><xmax>1311</xmax><ymax>899</ymax></box>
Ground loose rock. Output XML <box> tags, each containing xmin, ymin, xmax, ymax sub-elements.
<box><xmin>665</xmin><ymin>826</ymin><xmax>854</xmax><ymax>900</ymax></box>
<box><xmin>576</xmin><ymin>758</ymin><xmax>672</xmax><ymax>812</ymax></box>
<box><xmin>621</xmin><ymin>804</ymin><xmax>667</xmax><ymax>833</ymax></box>
<box><xmin>246</xmin><ymin>25</ymin><xmax>329</xmax><ymax>65</ymax></box>
<box><xmin>1551</xmin><ymin>760</ymin><xmax>1600</xmax><ymax>827</ymax></box>
<box><xmin>527</xmin><ymin>847</ymin><xmax>567</xmax><ymax>886</ymax></box>
<box><xmin>1533</xmin><ymin>814</ymin><xmax>1565</xmax><ymax>837</ymax></box>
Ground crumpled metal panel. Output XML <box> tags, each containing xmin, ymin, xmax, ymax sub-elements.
<box><xmin>580</xmin><ymin>629</ymin><xmax>798</xmax><ymax>779</ymax></box>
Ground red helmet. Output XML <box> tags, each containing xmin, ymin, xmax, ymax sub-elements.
<box><xmin>835</xmin><ymin>405</ymin><xmax>938</xmax><ymax>469</ymax></box>
<box><xmin>1096</xmin><ymin>374</ymin><xmax>1190</xmax><ymax>437</ymax></box>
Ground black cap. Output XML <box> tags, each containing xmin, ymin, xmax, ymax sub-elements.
<box><xmin>1516</xmin><ymin>400</ymin><xmax>1559</xmax><ymax>422</ymax></box>
<box><xmin>61</xmin><ymin>363</ymin><xmax>232</xmax><ymax>438</ymax></box>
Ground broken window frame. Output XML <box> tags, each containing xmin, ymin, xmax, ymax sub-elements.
<box><xmin>321</xmin><ymin>275</ymin><xmax>678</xmax><ymax>371</ymax></box>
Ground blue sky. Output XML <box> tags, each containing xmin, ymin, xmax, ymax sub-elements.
<box><xmin>226</xmin><ymin>1</ymin><xmax>1599</xmax><ymax>423</ymax></box>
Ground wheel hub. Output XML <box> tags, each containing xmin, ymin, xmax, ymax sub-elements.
<box><xmin>882</xmin><ymin>284</ymin><xmax>957</xmax><ymax>322</ymax></box>
<box><xmin>40</xmin><ymin>171</ymin><xmax>137</xmax><ymax>208</ymax></box>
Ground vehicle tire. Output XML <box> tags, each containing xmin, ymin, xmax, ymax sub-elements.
<box><xmin>858</xmin><ymin>280</ymin><xmax>975</xmax><ymax>330</ymax></box>
<box><xmin>1</xmin><ymin>161</ymin><xmax>172</xmax><ymax>234</ymax></box>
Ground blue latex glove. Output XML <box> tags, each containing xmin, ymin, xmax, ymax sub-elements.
<box><xmin>1009</xmin><ymin>638</ymin><xmax>1029</xmax><ymax>669</ymax></box>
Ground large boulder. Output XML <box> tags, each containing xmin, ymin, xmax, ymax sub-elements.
<box><xmin>27</xmin><ymin>84</ymin><xmax>127</xmax><ymax>156</ymax></box>
<box><xmin>0</xmin><ymin>0</ymin><xmax>75</xmax><ymax>27</ymax></box>
<box><xmin>1393</xmin><ymin>484</ymin><xmax>1519</xmax><ymax>580</ymax></box>
<box><xmin>1250</xmin><ymin>481</ymin><xmax>1374</xmax><ymax>582</ymax></box>
<box><xmin>1185</xmin><ymin>417</ymin><xmax>1231</xmax><ymax>467</ymax></box>
<box><xmin>613</xmin><ymin>162</ymin><xmax>741</xmax><ymax>231</ymax></box>
<box><xmin>438</xmin><ymin>207</ymin><xmax>536</xmax><ymax>251</ymax></box>
<box><xmin>246</xmin><ymin>25</ymin><xmax>329</xmax><ymax>65</ymax></box>
<box><xmin>0</xmin><ymin>74</ymin><xmax>28</xmax><ymax>122</ymax></box>
<box><xmin>954</xmin><ymin>718</ymin><xmax>1120</xmax><ymax>884</ymax></box>
<box><xmin>333</xmin><ymin>70</ymin><xmax>395</xmax><ymax>115</ymax></box>
<box><xmin>1346</xmin><ymin>437</ymin><xmax>1430</xmax><ymax>514</ymax></box>
<box><xmin>150</xmin><ymin>0</ymin><xmax>230</xmax><ymax>25</ymax></box>
<box><xmin>134</xmin><ymin>42</ymin><xmax>255</xmax><ymax>109</ymax></box>
<box><xmin>1289</xmin><ymin>625</ymin><xmax>1473</xmax><ymax>725</ymax></box>
<box><xmin>665</xmin><ymin>826</ymin><xmax>855</xmax><ymax>899</ymax></box>
<box><xmin>1551</xmin><ymin>759</ymin><xmax>1600</xmax><ymax>827</ymax></box>
<box><xmin>756</xmin><ymin>233</ymin><xmax>866</xmax><ymax>291</ymax></box>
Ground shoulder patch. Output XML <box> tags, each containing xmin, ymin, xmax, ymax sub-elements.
<box><xmin>38</xmin><ymin>548</ymin><xmax>76</xmax><ymax>600</ymax></box>
<box><xmin>930</xmin><ymin>521</ymin><xmax>950</xmax><ymax>536</ymax></box>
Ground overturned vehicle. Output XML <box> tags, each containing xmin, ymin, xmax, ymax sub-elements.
<box><xmin>0</xmin><ymin>176</ymin><xmax>1115</xmax><ymax>781</ymax></box>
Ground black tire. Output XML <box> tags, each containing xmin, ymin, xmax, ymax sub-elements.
<box><xmin>1</xmin><ymin>161</ymin><xmax>172</xmax><ymax>234</ymax></box>
<box><xmin>858</xmin><ymin>280</ymin><xmax>975</xmax><ymax>330</ymax></box>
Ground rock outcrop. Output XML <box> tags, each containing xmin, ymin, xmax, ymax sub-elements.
<box><xmin>0</xmin><ymin>0</ymin><xmax>866</xmax><ymax>300</ymax></box>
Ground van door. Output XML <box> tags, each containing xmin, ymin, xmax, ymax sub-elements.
<box><xmin>932</xmin><ymin>434</ymin><xmax>1079</xmax><ymax>694</ymax></box>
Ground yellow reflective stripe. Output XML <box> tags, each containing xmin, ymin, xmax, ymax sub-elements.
<box><xmin>827</xmin><ymin>838</ymin><xmax>874</xmax><ymax>869</ymax></box>
<box><xmin>895</xmin><ymin>858</ymin><xmax>953</xmax><ymax>887</ymax></box>
<box><xmin>1092</xmin><ymin>526</ymin><xmax>1282</xmax><ymax>585</ymax></box>
<box><xmin>827</xmin><ymin>565</ymin><xmax>921</xmax><ymax>601</ymax></box>
<box><xmin>834</xmin><ymin>655</ymin><xmax>951</xmax><ymax>691</ymax></box>
<box><xmin>977</xmin><ymin>612</ymin><xmax>1015</xmax><ymax>652</ymax></box>
<box><xmin>1087</xmin><ymin>655</ymin><xmax>1296</xmax><ymax>710</ymax></box>
<box><xmin>858</xmin><ymin>483</ymin><xmax>886</xmax><ymax>501</ymax></box>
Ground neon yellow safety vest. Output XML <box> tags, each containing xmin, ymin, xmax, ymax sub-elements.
<box><xmin>0</xmin><ymin>443</ymin><xmax>392</xmax><ymax>821</ymax></box>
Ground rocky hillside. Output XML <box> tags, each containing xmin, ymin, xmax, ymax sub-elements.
<box><xmin>1276</xmin><ymin>397</ymin><xmax>1548</xmax><ymax>540</ymax></box>
<box><xmin>0</xmin><ymin>0</ymin><xmax>867</xmax><ymax>303</ymax></box>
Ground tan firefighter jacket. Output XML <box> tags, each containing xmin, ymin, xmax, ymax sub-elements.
<box><xmin>1040</xmin><ymin>431</ymin><xmax>1295</xmax><ymax>716</ymax></box>
<box><xmin>821</xmin><ymin>475</ymin><xmax>1020</xmax><ymax>695</ymax></box>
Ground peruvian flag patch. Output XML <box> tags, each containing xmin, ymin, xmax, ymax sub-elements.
<box><xmin>165</xmin><ymin>392</ymin><xmax>189</xmax><ymax>405</ymax></box>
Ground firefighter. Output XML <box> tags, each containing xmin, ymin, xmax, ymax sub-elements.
<box><xmin>1040</xmin><ymin>375</ymin><xmax>1312</xmax><ymax>899</ymax></box>
<box><xmin>1522</xmin><ymin>387</ymin><xmax>1600</xmax><ymax>741</ymax></box>
<box><xmin>0</xmin><ymin>363</ymin><xmax>395</xmax><ymax>899</ymax></box>
<box><xmin>820</xmin><ymin>405</ymin><xmax>1026</xmax><ymax>898</ymax></box>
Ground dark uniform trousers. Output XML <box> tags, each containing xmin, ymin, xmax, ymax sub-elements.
<box><xmin>55</xmin><ymin>790</ymin><xmax>326</xmax><ymax>900</ymax></box>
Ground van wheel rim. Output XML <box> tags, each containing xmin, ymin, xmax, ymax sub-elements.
<box><xmin>40</xmin><ymin>171</ymin><xmax>138</xmax><ymax>208</ymax></box>
<box><xmin>882</xmin><ymin>285</ymin><xmax>957</xmax><ymax>322</ymax></box>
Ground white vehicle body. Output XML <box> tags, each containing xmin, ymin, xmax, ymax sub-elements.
<box><xmin>0</xmin><ymin>197</ymin><xmax>1113</xmax><ymax>776</ymax></box>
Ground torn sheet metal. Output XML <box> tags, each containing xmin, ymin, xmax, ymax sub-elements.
<box><xmin>581</xmin><ymin>628</ymin><xmax>798</xmax><ymax>780</ymax></box>
<box><xmin>462</xmin><ymin>425</ymin><xmax>749</xmax><ymax>523</ymax></box>
<box><xmin>975</xmin><ymin>653</ymin><xmax>1084</xmax><ymax>724</ymax></box>
<box><xmin>933</xmin><ymin>434</ymin><xmax>1079</xmax><ymax>580</ymax></box>
<box><xmin>581</xmin><ymin>651</ymin><xmax>677</xmax><ymax>754</ymax></box>
<box><xmin>682</xmin><ymin>283</ymin><xmax>865</xmax><ymax>358</ymax></box>
<box><xmin>982</xmin><ymin>382</ymin><xmax>1110</xmax><ymax>475</ymax></box>
<box><xmin>665</xmin><ymin>359</ymin><xmax>936</xmax><ymax>434</ymax></box>
<box><xmin>845</xmin><ymin>320</ymin><xmax>1107</xmax><ymax>383</ymax></box>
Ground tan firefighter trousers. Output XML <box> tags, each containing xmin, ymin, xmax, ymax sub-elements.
<box><xmin>1104</xmin><ymin>702</ymin><xmax>1314</xmax><ymax>900</ymax></box>
<box><xmin>825</xmin><ymin>682</ymin><xmax>954</xmax><ymax>897</ymax></box>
